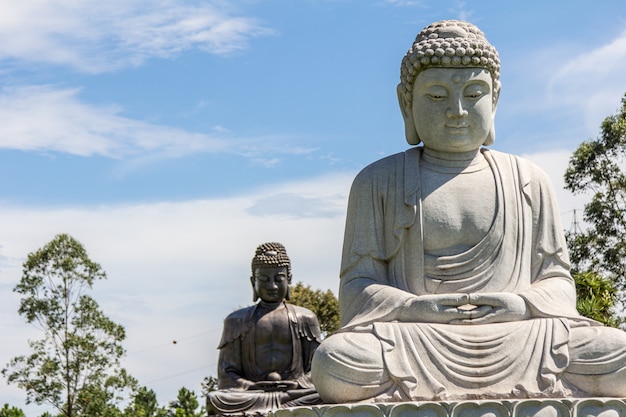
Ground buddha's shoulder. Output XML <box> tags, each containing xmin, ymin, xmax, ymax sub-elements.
<box><xmin>484</xmin><ymin>149</ymin><xmax>551</xmax><ymax>182</ymax></box>
<box><xmin>353</xmin><ymin>149</ymin><xmax>414</xmax><ymax>184</ymax></box>
<box><xmin>223</xmin><ymin>305</ymin><xmax>256</xmax><ymax>323</ymax></box>
<box><xmin>285</xmin><ymin>303</ymin><xmax>318</xmax><ymax>320</ymax></box>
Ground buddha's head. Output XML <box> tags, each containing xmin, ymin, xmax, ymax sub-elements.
<box><xmin>398</xmin><ymin>20</ymin><xmax>501</xmax><ymax>147</ymax></box>
<box><xmin>250</xmin><ymin>242</ymin><xmax>292</xmax><ymax>303</ymax></box>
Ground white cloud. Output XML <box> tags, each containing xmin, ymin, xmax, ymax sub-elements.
<box><xmin>0</xmin><ymin>85</ymin><xmax>227</xmax><ymax>157</ymax></box>
<box><xmin>384</xmin><ymin>0</ymin><xmax>424</xmax><ymax>6</ymax></box>
<box><xmin>0</xmin><ymin>85</ymin><xmax>317</xmax><ymax>160</ymax></box>
<box><xmin>0</xmin><ymin>172</ymin><xmax>352</xmax><ymax>413</ymax></box>
<box><xmin>546</xmin><ymin>28</ymin><xmax>626</xmax><ymax>134</ymax></box>
<box><xmin>0</xmin><ymin>0</ymin><xmax>272</xmax><ymax>73</ymax></box>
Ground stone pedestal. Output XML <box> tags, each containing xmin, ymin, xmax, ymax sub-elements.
<box><xmin>272</xmin><ymin>399</ymin><xmax>626</xmax><ymax>417</ymax></box>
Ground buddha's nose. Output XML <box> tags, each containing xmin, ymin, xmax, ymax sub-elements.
<box><xmin>446</xmin><ymin>98</ymin><xmax>468</xmax><ymax>118</ymax></box>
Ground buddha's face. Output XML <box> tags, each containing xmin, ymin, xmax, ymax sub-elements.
<box><xmin>252</xmin><ymin>266</ymin><xmax>290</xmax><ymax>303</ymax></box>
<box><xmin>410</xmin><ymin>67</ymin><xmax>494</xmax><ymax>153</ymax></box>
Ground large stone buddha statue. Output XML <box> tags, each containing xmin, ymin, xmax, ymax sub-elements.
<box><xmin>311</xmin><ymin>20</ymin><xmax>626</xmax><ymax>403</ymax></box>
<box><xmin>207</xmin><ymin>242</ymin><xmax>322</xmax><ymax>415</ymax></box>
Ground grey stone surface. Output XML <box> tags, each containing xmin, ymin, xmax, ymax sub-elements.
<box><xmin>273</xmin><ymin>399</ymin><xmax>626</xmax><ymax>417</ymax></box>
<box><xmin>311</xmin><ymin>20</ymin><xmax>626</xmax><ymax>403</ymax></box>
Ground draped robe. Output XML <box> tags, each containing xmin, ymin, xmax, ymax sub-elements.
<box><xmin>208</xmin><ymin>302</ymin><xmax>322</xmax><ymax>414</ymax></box>
<box><xmin>329</xmin><ymin>147</ymin><xmax>602</xmax><ymax>401</ymax></box>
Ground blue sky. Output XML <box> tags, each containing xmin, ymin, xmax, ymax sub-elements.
<box><xmin>1</xmin><ymin>0</ymin><xmax>626</xmax><ymax>414</ymax></box>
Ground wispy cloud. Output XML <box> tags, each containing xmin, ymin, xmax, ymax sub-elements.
<box><xmin>246</xmin><ymin>174</ymin><xmax>348</xmax><ymax>218</ymax></box>
<box><xmin>0</xmin><ymin>172</ymin><xmax>351</xmax><ymax>411</ymax></box>
<box><xmin>0</xmin><ymin>0</ymin><xmax>272</xmax><ymax>73</ymax></box>
<box><xmin>0</xmin><ymin>85</ymin><xmax>317</xmax><ymax>161</ymax></box>
<box><xmin>0</xmin><ymin>85</ymin><xmax>229</xmax><ymax>158</ymax></box>
<box><xmin>384</xmin><ymin>0</ymin><xmax>424</xmax><ymax>6</ymax></box>
<box><xmin>547</xmin><ymin>28</ymin><xmax>626</xmax><ymax>133</ymax></box>
<box><xmin>450</xmin><ymin>1</ymin><xmax>474</xmax><ymax>22</ymax></box>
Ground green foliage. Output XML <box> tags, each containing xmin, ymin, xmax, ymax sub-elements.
<box><xmin>564</xmin><ymin>93</ymin><xmax>626</xmax><ymax>297</ymax></box>
<box><xmin>1</xmin><ymin>234</ymin><xmax>136</xmax><ymax>417</ymax></box>
<box><xmin>290</xmin><ymin>282</ymin><xmax>340</xmax><ymax>336</ymax></box>
<box><xmin>167</xmin><ymin>387</ymin><xmax>204</xmax><ymax>417</ymax></box>
<box><xmin>574</xmin><ymin>271</ymin><xmax>622</xmax><ymax>327</ymax></box>
<box><xmin>200</xmin><ymin>375</ymin><xmax>218</xmax><ymax>398</ymax></box>
<box><xmin>123</xmin><ymin>386</ymin><xmax>167</xmax><ymax>417</ymax></box>
<box><xmin>0</xmin><ymin>404</ymin><xmax>26</xmax><ymax>417</ymax></box>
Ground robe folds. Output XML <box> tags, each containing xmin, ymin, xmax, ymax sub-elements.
<box><xmin>333</xmin><ymin>147</ymin><xmax>602</xmax><ymax>401</ymax></box>
<box><xmin>208</xmin><ymin>302</ymin><xmax>322</xmax><ymax>414</ymax></box>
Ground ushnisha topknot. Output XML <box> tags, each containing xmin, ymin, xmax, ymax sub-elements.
<box><xmin>251</xmin><ymin>242</ymin><xmax>291</xmax><ymax>276</ymax></box>
<box><xmin>399</xmin><ymin>20</ymin><xmax>501</xmax><ymax>106</ymax></box>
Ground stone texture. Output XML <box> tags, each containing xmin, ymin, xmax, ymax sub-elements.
<box><xmin>311</xmin><ymin>19</ymin><xmax>626</xmax><ymax>403</ymax></box>
<box><xmin>272</xmin><ymin>399</ymin><xmax>626</xmax><ymax>417</ymax></box>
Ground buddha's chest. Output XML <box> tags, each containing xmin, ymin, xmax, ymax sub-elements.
<box><xmin>420</xmin><ymin>167</ymin><xmax>496</xmax><ymax>254</ymax></box>
<box><xmin>254</xmin><ymin>308</ymin><xmax>292</xmax><ymax>344</ymax></box>
<box><xmin>253</xmin><ymin>308</ymin><xmax>293</xmax><ymax>372</ymax></box>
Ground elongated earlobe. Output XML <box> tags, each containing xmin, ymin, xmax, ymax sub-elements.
<box><xmin>483</xmin><ymin>103</ymin><xmax>498</xmax><ymax>146</ymax></box>
<box><xmin>397</xmin><ymin>84</ymin><xmax>421</xmax><ymax>145</ymax></box>
<box><xmin>483</xmin><ymin>123</ymin><xmax>495</xmax><ymax>146</ymax></box>
<box><xmin>251</xmin><ymin>276</ymin><xmax>259</xmax><ymax>302</ymax></box>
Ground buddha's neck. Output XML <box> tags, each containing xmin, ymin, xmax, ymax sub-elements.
<box><xmin>421</xmin><ymin>147</ymin><xmax>487</xmax><ymax>173</ymax></box>
<box><xmin>258</xmin><ymin>300</ymin><xmax>284</xmax><ymax>310</ymax></box>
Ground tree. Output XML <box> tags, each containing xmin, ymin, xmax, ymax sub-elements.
<box><xmin>124</xmin><ymin>386</ymin><xmax>167</xmax><ymax>417</ymax></box>
<box><xmin>2</xmin><ymin>234</ymin><xmax>136</xmax><ymax>417</ymax></box>
<box><xmin>167</xmin><ymin>387</ymin><xmax>204</xmax><ymax>417</ymax></box>
<box><xmin>200</xmin><ymin>376</ymin><xmax>218</xmax><ymax>398</ymax></box>
<box><xmin>564</xmin><ymin>93</ymin><xmax>626</xmax><ymax>294</ymax></box>
<box><xmin>290</xmin><ymin>282</ymin><xmax>340</xmax><ymax>336</ymax></box>
<box><xmin>574</xmin><ymin>271</ymin><xmax>621</xmax><ymax>327</ymax></box>
<box><xmin>0</xmin><ymin>404</ymin><xmax>25</xmax><ymax>417</ymax></box>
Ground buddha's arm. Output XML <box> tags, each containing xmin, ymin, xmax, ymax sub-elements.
<box><xmin>295</xmin><ymin>310</ymin><xmax>322</xmax><ymax>389</ymax></box>
<box><xmin>520</xmin><ymin>276</ymin><xmax>580</xmax><ymax>319</ymax></box>
<box><xmin>341</xmin><ymin>270</ymin><xmax>497</xmax><ymax>327</ymax></box>
<box><xmin>217</xmin><ymin>336</ymin><xmax>255</xmax><ymax>390</ymax></box>
<box><xmin>516</xmin><ymin>156</ymin><xmax>583</xmax><ymax>320</ymax></box>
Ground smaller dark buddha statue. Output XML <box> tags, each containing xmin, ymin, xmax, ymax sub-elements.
<box><xmin>207</xmin><ymin>242</ymin><xmax>322</xmax><ymax>415</ymax></box>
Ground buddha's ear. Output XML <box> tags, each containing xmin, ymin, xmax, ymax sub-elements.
<box><xmin>483</xmin><ymin>91</ymin><xmax>499</xmax><ymax>146</ymax></box>
<box><xmin>492</xmin><ymin>88</ymin><xmax>500</xmax><ymax>115</ymax></box>
<box><xmin>250</xmin><ymin>276</ymin><xmax>259</xmax><ymax>302</ymax></box>
<box><xmin>397</xmin><ymin>84</ymin><xmax>420</xmax><ymax>145</ymax></box>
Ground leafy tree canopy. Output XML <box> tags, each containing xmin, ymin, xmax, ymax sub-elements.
<box><xmin>574</xmin><ymin>271</ymin><xmax>622</xmax><ymax>327</ymax></box>
<box><xmin>565</xmin><ymin>93</ymin><xmax>626</xmax><ymax>325</ymax></box>
<box><xmin>565</xmin><ymin>93</ymin><xmax>626</xmax><ymax>291</ymax></box>
<box><xmin>0</xmin><ymin>404</ymin><xmax>26</xmax><ymax>417</ymax></box>
<box><xmin>123</xmin><ymin>386</ymin><xmax>167</xmax><ymax>417</ymax></box>
<box><xmin>2</xmin><ymin>234</ymin><xmax>136</xmax><ymax>417</ymax></box>
<box><xmin>290</xmin><ymin>281</ymin><xmax>340</xmax><ymax>336</ymax></box>
<box><xmin>167</xmin><ymin>387</ymin><xmax>204</xmax><ymax>417</ymax></box>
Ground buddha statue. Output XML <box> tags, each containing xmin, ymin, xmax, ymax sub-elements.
<box><xmin>207</xmin><ymin>242</ymin><xmax>322</xmax><ymax>415</ymax></box>
<box><xmin>311</xmin><ymin>20</ymin><xmax>626</xmax><ymax>403</ymax></box>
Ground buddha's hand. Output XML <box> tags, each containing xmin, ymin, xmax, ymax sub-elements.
<box><xmin>456</xmin><ymin>292</ymin><xmax>530</xmax><ymax>324</ymax></box>
<box><xmin>401</xmin><ymin>293</ymin><xmax>484</xmax><ymax>324</ymax></box>
<box><xmin>250</xmin><ymin>380</ymin><xmax>299</xmax><ymax>391</ymax></box>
